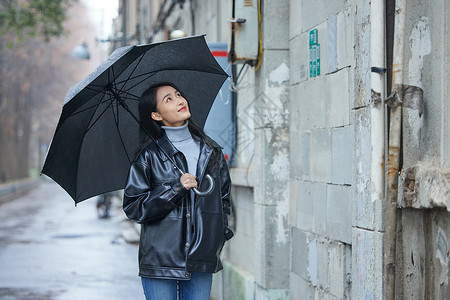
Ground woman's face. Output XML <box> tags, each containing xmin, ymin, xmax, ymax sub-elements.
<box><xmin>151</xmin><ymin>85</ymin><xmax>191</xmax><ymax>127</ymax></box>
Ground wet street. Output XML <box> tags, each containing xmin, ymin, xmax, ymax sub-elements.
<box><xmin>0</xmin><ymin>181</ymin><xmax>144</xmax><ymax>300</ymax></box>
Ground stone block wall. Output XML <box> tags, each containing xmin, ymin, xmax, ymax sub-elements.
<box><xmin>288</xmin><ymin>0</ymin><xmax>354</xmax><ymax>298</ymax></box>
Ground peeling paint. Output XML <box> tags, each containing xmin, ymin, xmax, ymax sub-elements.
<box><xmin>257</xmin><ymin>62</ymin><xmax>289</xmax><ymax>130</ymax></box>
<box><xmin>355</xmin><ymin>232</ymin><xmax>373</xmax><ymax>285</ymax></box>
<box><xmin>436</xmin><ymin>227</ymin><xmax>449</xmax><ymax>285</ymax></box>
<box><xmin>355</xmin><ymin>109</ymin><xmax>374</xmax><ymax>229</ymax></box>
<box><xmin>256</xmin><ymin>62</ymin><xmax>290</xmax><ymax>246</ymax></box>
<box><xmin>256</xmin><ymin>88</ymin><xmax>287</xmax><ymax>129</ymax></box>
<box><xmin>270</xmin><ymin>149</ymin><xmax>290</xmax><ymax>182</ymax></box>
<box><xmin>265</xmin><ymin>130</ymin><xmax>273</xmax><ymax>143</ymax></box>
<box><xmin>270</xmin><ymin>148</ymin><xmax>290</xmax><ymax>245</ymax></box>
<box><xmin>308</xmin><ymin>238</ymin><xmax>318</xmax><ymax>286</ymax></box>
<box><xmin>261</xmin><ymin>87</ymin><xmax>288</xmax><ymax>129</ymax></box>
<box><xmin>274</xmin><ymin>199</ymin><xmax>289</xmax><ymax>244</ymax></box>
<box><xmin>408</xmin><ymin>17</ymin><xmax>431</xmax><ymax>88</ymax></box>
<box><xmin>269</xmin><ymin>62</ymin><xmax>289</xmax><ymax>85</ymax></box>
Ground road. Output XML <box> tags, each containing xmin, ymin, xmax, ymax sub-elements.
<box><xmin>0</xmin><ymin>181</ymin><xmax>144</xmax><ymax>300</ymax></box>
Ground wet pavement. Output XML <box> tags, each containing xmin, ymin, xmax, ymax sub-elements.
<box><xmin>0</xmin><ymin>181</ymin><xmax>144</xmax><ymax>300</ymax></box>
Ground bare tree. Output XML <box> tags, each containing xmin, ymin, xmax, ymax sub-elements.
<box><xmin>0</xmin><ymin>1</ymin><xmax>99</xmax><ymax>182</ymax></box>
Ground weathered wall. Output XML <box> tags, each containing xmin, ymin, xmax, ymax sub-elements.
<box><xmin>401</xmin><ymin>0</ymin><xmax>446</xmax><ymax>168</ymax></box>
<box><xmin>395</xmin><ymin>208</ymin><xmax>450</xmax><ymax>300</ymax></box>
<box><xmin>395</xmin><ymin>0</ymin><xmax>450</xmax><ymax>299</ymax></box>
<box><xmin>352</xmin><ymin>0</ymin><xmax>386</xmax><ymax>298</ymax></box>
<box><xmin>220</xmin><ymin>0</ymin><xmax>292</xmax><ymax>298</ymax></box>
<box><xmin>289</xmin><ymin>0</ymin><xmax>355</xmax><ymax>298</ymax></box>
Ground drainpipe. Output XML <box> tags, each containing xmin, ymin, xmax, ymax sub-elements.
<box><xmin>370</xmin><ymin>0</ymin><xmax>386</xmax><ymax>216</ymax></box>
<box><xmin>384</xmin><ymin>0</ymin><xmax>406</xmax><ymax>299</ymax></box>
<box><xmin>370</xmin><ymin>0</ymin><xmax>387</xmax><ymax>295</ymax></box>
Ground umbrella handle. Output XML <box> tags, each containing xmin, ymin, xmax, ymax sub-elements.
<box><xmin>176</xmin><ymin>167</ymin><xmax>215</xmax><ymax>196</ymax></box>
<box><xmin>193</xmin><ymin>174</ymin><xmax>215</xmax><ymax>196</ymax></box>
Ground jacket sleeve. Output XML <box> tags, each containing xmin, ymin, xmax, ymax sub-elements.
<box><xmin>123</xmin><ymin>158</ymin><xmax>187</xmax><ymax>224</ymax></box>
<box><xmin>219</xmin><ymin>152</ymin><xmax>234</xmax><ymax>241</ymax></box>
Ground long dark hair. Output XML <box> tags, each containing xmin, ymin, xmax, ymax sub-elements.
<box><xmin>138</xmin><ymin>82</ymin><xmax>209</xmax><ymax>150</ymax></box>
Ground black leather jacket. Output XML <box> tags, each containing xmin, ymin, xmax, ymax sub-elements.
<box><xmin>123</xmin><ymin>134</ymin><xmax>233</xmax><ymax>280</ymax></box>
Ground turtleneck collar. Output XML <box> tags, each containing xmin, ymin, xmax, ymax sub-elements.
<box><xmin>161</xmin><ymin>121</ymin><xmax>192</xmax><ymax>143</ymax></box>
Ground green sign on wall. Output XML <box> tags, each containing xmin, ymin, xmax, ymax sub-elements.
<box><xmin>309</xmin><ymin>29</ymin><xmax>320</xmax><ymax>78</ymax></box>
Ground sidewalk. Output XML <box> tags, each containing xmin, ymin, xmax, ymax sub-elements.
<box><xmin>0</xmin><ymin>181</ymin><xmax>144</xmax><ymax>299</ymax></box>
<box><xmin>0</xmin><ymin>177</ymin><xmax>41</xmax><ymax>205</ymax></box>
<box><xmin>114</xmin><ymin>199</ymin><xmax>141</xmax><ymax>244</ymax></box>
<box><xmin>0</xmin><ymin>177</ymin><xmax>141</xmax><ymax>244</ymax></box>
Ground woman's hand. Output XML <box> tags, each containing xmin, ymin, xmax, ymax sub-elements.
<box><xmin>180</xmin><ymin>173</ymin><xmax>198</xmax><ymax>190</ymax></box>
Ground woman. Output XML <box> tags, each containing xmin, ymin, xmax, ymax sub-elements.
<box><xmin>123</xmin><ymin>82</ymin><xmax>234</xmax><ymax>300</ymax></box>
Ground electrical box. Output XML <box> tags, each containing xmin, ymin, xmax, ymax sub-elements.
<box><xmin>205</xmin><ymin>43</ymin><xmax>235</xmax><ymax>164</ymax></box>
<box><xmin>229</xmin><ymin>0</ymin><xmax>259</xmax><ymax>63</ymax></box>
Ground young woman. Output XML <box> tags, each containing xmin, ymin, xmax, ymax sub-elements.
<box><xmin>123</xmin><ymin>82</ymin><xmax>234</xmax><ymax>300</ymax></box>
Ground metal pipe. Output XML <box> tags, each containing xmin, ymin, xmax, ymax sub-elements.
<box><xmin>370</xmin><ymin>0</ymin><xmax>387</xmax><ymax>296</ymax></box>
<box><xmin>384</xmin><ymin>0</ymin><xmax>407</xmax><ymax>298</ymax></box>
<box><xmin>370</xmin><ymin>0</ymin><xmax>386</xmax><ymax>213</ymax></box>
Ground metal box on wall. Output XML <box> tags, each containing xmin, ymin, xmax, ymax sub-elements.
<box><xmin>229</xmin><ymin>0</ymin><xmax>259</xmax><ymax>63</ymax></box>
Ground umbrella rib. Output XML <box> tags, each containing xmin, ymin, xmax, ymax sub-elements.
<box><xmin>84</xmin><ymin>93</ymin><xmax>116</xmax><ymax>133</ymax></box>
<box><xmin>115</xmin><ymin>68</ymin><xmax>227</xmax><ymax>104</ymax></box>
<box><xmin>111</xmin><ymin>69</ymin><xmax>158</xmax><ymax>87</ymax></box>
<box><xmin>112</xmin><ymin>94</ymin><xmax>141</xmax><ymax>105</ymax></box>
<box><xmin>65</xmin><ymin>92</ymin><xmax>116</xmax><ymax>118</ymax></box>
<box><xmin>97</xmin><ymin>64</ymin><xmax>140</xmax><ymax>164</ymax></box>
<box><xmin>107</xmin><ymin>51</ymin><xmax>158</xmax><ymax>164</ymax></box>
<box><xmin>115</xmin><ymin>72</ymin><xmax>159</xmax><ymax>98</ymax></box>
<box><xmin>111</xmin><ymin>67</ymin><xmax>224</xmax><ymax>101</ymax></box>
<box><xmin>108</xmin><ymin>50</ymin><xmax>146</xmax><ymax>90</ymax></box>
<box><xmin>112</xmin><ymin>52</ymin><xmax>147</xmax><ymax>97</ymax></box>
<box><xmin>64</xmin><ymin>59</ymin><xmax>143</xmax><ymax>120</ymax></box>
<box><xmin>116</xmin><ymin>92</ymin><xmax>140</xmax><ymax>101</ymax></box>
<box><xmin>111</xmin><ymin>101</ymin><xmax>133</xmax><ymax>164</ymax></box>
<box><xmin>111</xmin><ymin>68</ymin><xmax>226</xmax><ymax>88</ymax></box>
<box><xmin>82</xmin><ymin>85</ymin><xmax>139</xmax><ymax>102</ymax></box>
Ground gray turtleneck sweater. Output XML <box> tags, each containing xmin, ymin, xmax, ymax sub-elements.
<box><xmin>162</xmin><ymin>122</ymin><xmax>200</xmax><ymax>176</ymax></box>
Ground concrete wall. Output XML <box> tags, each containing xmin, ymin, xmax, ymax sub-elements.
<box><xmin>395</xmin><ymin>0</ymin><xmax>450</xmax><ymax>299</ymax></box>
<box><xmin>219</xmin><ymin>0</ymin><xmax>292</xmax><ymax>298</ymax></box>
<box><xmin>400</xmin><ymin>0</ymin><xmax>447</xmax><ymax>168</ymax></box>
<box><xmin>200</xmin><ymin>0</ymin><xmax>359</xmax><ymax>298</ymax></box>
<box><xmin>395</xmin><ymin>208</ymin><xmax>450</xmax><ymax>300</ymax></box>
<box><xmin>289</xmin><ymin>0</ymin><xmax>355</xmax><ymax>298</ymax></box>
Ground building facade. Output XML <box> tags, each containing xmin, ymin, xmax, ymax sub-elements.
<box><xmin>113</xmin><ymin>0</ymin><xmax>450</xmax><ymax>299</ymax></box>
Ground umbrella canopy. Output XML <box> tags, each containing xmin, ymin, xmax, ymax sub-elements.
<box><xmin>41</xmin><ymin>35</ymin><xmax>228</xmax><ymax>204</ymax></box>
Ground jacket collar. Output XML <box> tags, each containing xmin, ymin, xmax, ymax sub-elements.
<box><xmin>154</xmin><ymin>133</ymin><xmax>217</xmax><ymax>181</ymax></box>
<box><xmin>155</xmin><ymin>134</ymin><xmax>179</xmax><ymax>162</ymax></box>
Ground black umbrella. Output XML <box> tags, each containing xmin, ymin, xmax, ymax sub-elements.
<box><xmin>41</xmin><ymin>35</ymin><xmax>228</xmax><ymax>204</ymax></box>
